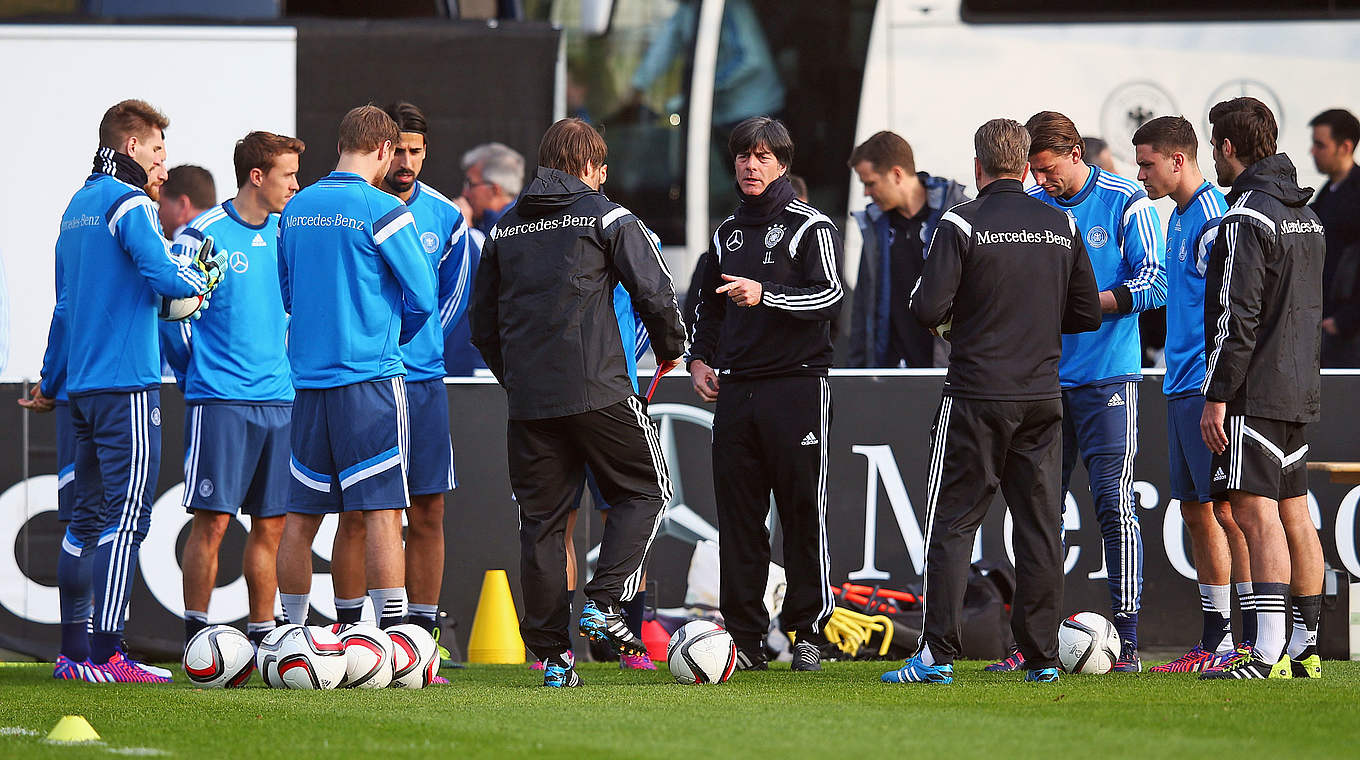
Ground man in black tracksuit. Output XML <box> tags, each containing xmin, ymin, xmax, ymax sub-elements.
<box><xmin>881</xmin><ymin>119</ymin><xmax>1101</xmax><ymax>685</ymax></box>
<box><xmin>687</xmin><ymin>118</ymin><xmax>843</xmax><ymax>672</ymax></box>
<box><xmin>470</xmin><ymin>118</ymin><xmax>687</xmax><ymax>687</ymax></box>
<box><xmin>1198</xmin><ymin>98</ymin><xmax>1326</xmax><ymax>680</ymax></box>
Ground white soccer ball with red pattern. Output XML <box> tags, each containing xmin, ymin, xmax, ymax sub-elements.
<box><xmin>256</xmin><ymin>624</ymin><xmax>347</xmax><ymax>689</ymax></box>
<box><xmin>666</xmin><ymin>620</ymin><xmax>737</xmax><ymax>684</ymax></box>
<box><xmin>387</xmin><ymin>624</ymin><xmax>438</xmax><ymax>689</ymax></box>
<box><xmin>182</xmin><ymin>625</ymin><xmax>255</xmax><ymax>688</ymax></box>
<box><xmin>1058</xmin><ymin>611</ymin><xmax>1122</xmax><ymax>674</ymax></box>
<box><xmin>328</xmin><ymin>623</ymin><xmax>395</xmax><ymax>689</ymax></box>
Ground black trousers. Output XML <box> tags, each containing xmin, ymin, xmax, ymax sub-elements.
<box><xmin>507</xmin><ymin>396</ymin><xmax>668</xmax><ymax>657</ymax></box>
<box><xmin>921</xmin><ymin>395</ymin><xmax>1064</xmax><ymax>669</ymax></box>
<box><xmin>712</xmin><ymin>375</ymin><xmax>833</xmax><ymax>650</ymax></box>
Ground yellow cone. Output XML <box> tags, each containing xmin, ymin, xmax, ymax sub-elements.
<box><xmin>466</xmin><ymin>569</ymin><xmax>526</xmax><ymax>664</ymax></box>
<box><xmin>46</xmin><ymin>715</ymin><xmax>100</xmax><ymax>743</ymax></box>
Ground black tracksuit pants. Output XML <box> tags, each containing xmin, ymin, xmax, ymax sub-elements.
<box><xmin>507</xmin><ymin>396</ymin><xmax>668</xmax><ymax>658</ymax></box>
<box><xmin>921</xmin><ymin>395</ymin><xmax>1064</xmax><ymax>669</ymax></box>
<box><xmin>712</xmin><ymin>375</ymin><xmax>834</xmax><ymax>650</ymax></box>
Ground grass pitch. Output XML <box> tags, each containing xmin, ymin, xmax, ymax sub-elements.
<box><xmin>0</xmin><ymin>659</ymin><xmax>1354</xmax><ymax>759</ymax></box>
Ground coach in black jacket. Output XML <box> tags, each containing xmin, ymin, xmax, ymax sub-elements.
<box><xmin>1199</xmin><ymin>98</ymin><xmax>1326</xmax><ymax>680</ymax></box>
<box><xmin>880</xmin><ymin>119</ymin><xmax>1101</xmax><ymax>685</ymax></box>
<box><xmin>471</xmin><ymin>118</ymin><xmax>686</xmax><ymax>685</ymax></box>
<box><xmin>687</xmin><ymin>117</ymin><xmax>843</xmax><ymax>672</ymax></box>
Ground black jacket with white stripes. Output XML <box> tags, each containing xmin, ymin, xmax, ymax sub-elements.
<box><xmin>909</xmin><ymin>178</ymin><xmax>1102</xmax><ymax>400</ymax></box>
<box><xmin>1203</xmin><ymin>154</ymin><xmax>1323</xmax><ymax>423</ymax></box>
<box><xmin>470</xmin><ymin>167</ymin><xmax>687</xmax><ymax>420</ymax></box>
<box><xmin>686</xmin><ymin>177</ymin><xmax>844</xmax><ymax>380</ymax></box>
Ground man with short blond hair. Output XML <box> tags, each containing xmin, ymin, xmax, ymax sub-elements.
<box><xmin>274</xmin><ymin>106</ymin><xmax>435</xmax><ymax>636</ymax></box>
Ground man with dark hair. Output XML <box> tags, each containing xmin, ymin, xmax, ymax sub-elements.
<box><xmin>1083</xmin><ymin>136</ymin><xmax>1118</xmax><ymax>174</ymax></box>
<box><xmin>29</xmin><ymin>98</ymin><xmax>222</xmax><ymax>682</ymax></box>
<box><xmin>158</xmin><ymin>165</ymin><xmax>216</xmax><ymax>239</ymax></box>
<box><xmin>1004</xmin><ymin>111</ymin><xmax>1165</xmax><ymax>673</ymax></box>
<box><xmin>1200</xmin><ymin>97</ymin><xmax>1326</xmax><ymax>680</ymax></box>
<box><xmin>1133</xmin><ymin>116</ymin><xmax>1252</xmax><ymax>673</ymax></box>
<box><xmin>161</xmin><ymin>131</ymin><xmax>303</xmax><ymax>649</ymax></box>
<box><xmin>687</xmin><ymin>116</ymin><xmax>843</xmax><ymax>673</ymax></box>
<box><xmin>330</xmin><ymin>102</ymin><xmax>470</xmax><ymax>674</ymax></box>
<box><xmin>470</xmin><ymin>117</ymin><xmax>686</xmax><ymax>687</ymax></box>
<box><xmin>1308</xmin><ymin>108</ymin><xmax>1360</xmax><ymax>367</ymax></box>
<box><xmin>882</xmin><ymin>117</ymin><xmax>1101</xmax><ymax>686</ymax></box>
<box><xmin>274</xmin><ymin>105</ymin><xmax>435</xmax><ymax>636</ymax></box>
<box><xmin>847</xmin><ymin>130</ymin><xmax>968</xmax><ymax>368</ymax></box>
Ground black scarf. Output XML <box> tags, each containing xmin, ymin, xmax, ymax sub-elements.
<box><xmin>93</xmin><ymin>147</ymin><xmax>148</xmax><ymax>188</ymax></box>
<box><xmin>734</xmin><ymin>174</ymin><xmax>796</xmax><ymax>226</ymax></box>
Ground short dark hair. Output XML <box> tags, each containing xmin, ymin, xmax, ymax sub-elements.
<box><xmin>975</xmin><ymin>118</ymin><xmax>1031</xmax><ymax>177</ymax></box>
<box><xmin>1083</xmin><ymin>136</ymin><xmax>1109</xmax><ymax>158</ymax></box>
<box><xmin>338</xmin><ymin>105</ymin><xmax>399</xmax><ymax>155</ymax></box>
<box><xmin>848</xmin><ymin>130</ymin><xmax>914</xmax><ymax>175</ymax></box>
<box><xmin>233</xmin><ymin>131</ymin><xmax>305</xmax><ymax>188</ymax></box>
<box><xmin>1131</xmin><ymin>116</ymin><xmax>1199</xmax><ymax>161</ymax></box>
<box><xmin>383</xmin><ymin>101</ymin><xmax>429</xmax><ymax>136</ymax></box>
<box><xmin>1025</xmin><ymin>111</ymin><xmax>1083</xmax><ymax>158</ymax></box>
<box><xmin>1209</xmin><ymin>97</ymin><xmax>1277</xmax><ymax>166</ymax></box>
<box><xmin>162</xmin><ymin>165</ymin><xmax>216</xmax><ymax>211</ymax></box>
<box><xmin>99</xmin><ymin>99</ymin><xmax>169</xmax><ymax>151</ymax></box>
<box><xmin>538</xmin><ymin>117</ymin><xmax>607</xmax><ymax>177</ymax></box>
<box><xmin>788</xmin><ymin>174</ymin><xmax>808</xmax><ymax>201</ymax></box>
<box><xmin>728</xmin><ymin>116</ymin><xmax>793</xmax><ymax>168</ymax></box>
<box><xmin>1309</xmin><ymin>108</ymin><xmax>1360</xmax><ymax>151</ymax></box>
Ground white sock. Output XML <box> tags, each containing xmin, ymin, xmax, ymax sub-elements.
<box><xmin>919</xmin><ymin>643</ymin><xmax>936</xmax><ymax>666</ymax></box>
<box><xmin>1252</xmin><ymin>584</ymin><xmax>1288</xmax><ymax>663</ymax></box>
<box><xmin>1287</xmin><ymin>607</ymin><xmax>1318</xmax><ymax>658</ymax></box>
<box><xmin>246</xmin><ymin>620</ymin><xmax>275</xmax><ymax>636</ymax></box>
<box><xmin>1200</xmin><ymin>583</ymin><xmax>1233</xmax><ymax>652</ymax></box>
<box><xmin>280</xmin><ymin>593</ymin><xmax>310</xmax><ymax>625</ymax></box>
<box><xmin>369</xmin><ymin>587</ymin><xmax>407</xmax><ymax>628</ymax></box>
<box><xmin>408</xmin><ymin>603</ymin><xmax>438</xmax><ymax>622</ymax></box>
<box><xmin>184</xmin><ymin>609</ymin><xmax>208</xmax><ymax>624</ymax></box>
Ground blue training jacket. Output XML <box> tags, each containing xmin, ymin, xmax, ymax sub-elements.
<box><xmin>160</xmin><ymin>200</ymin><xmax>293</xmax><ymax>404</ymax></box>
<box><xmin>402</xmin><ymin>181</ymin><xmax>473</xmax><ymax>383</ymax></box>
<box><xmin>1028</xmin><ymin>165</ymin><xmax>1166</xmax><ymax>388</ymax></box>
<box><xmin>277</xmin><ymin>171</ymin><xmax>436</xmax><ymax>390</ymax></box>
<box><xmin>44</xmin><ymin>173</ymin><xmax>208</xmax><ymax>397</ymax></box>
<box><xmin>1163</xmin><ymin>182</ymin><xmax>1228</xmax><ymax>398</ymax></box>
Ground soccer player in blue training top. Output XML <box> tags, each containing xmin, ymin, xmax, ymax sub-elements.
<box><xmin>990</xmin><ymin>111</ymin><xmax>1164</xmax><ymax>673</ymax></box>
<box><xmin>162</xmin><ymin>131</ymin><xmax>304</xmax><ymax>649</ymax></box>
<box><xmin>330</xmin><ymin>102</ymin><xmax>470</xmax><ymax>673</ymax></box>
<box><xmin>1132</xmin><ymin>116</ymin><xmax>1253</xmax><ymax>673</ymax></box>
<box><xmin>30</xmin><ymin>99</ymin><xmax>224</xmax><ymax>683</ymax></box>
<box><xmin>273</xmin><ymin>105</ymin><xmax>435</xmax><ymax>631</ymax></box>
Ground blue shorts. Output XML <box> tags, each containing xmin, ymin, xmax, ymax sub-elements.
<box><xmin>1167</xmin><ymin>394</ymin><xmax>1213</xmax><ymax>504</ymax></box>
<box><xmin>55</xmin><ymin>402</ymin><xmax>76</xmax><ymax>522</ymax></box>
<box><xmin>570</xmin><ymin>466</ymin><xmax>613</xmax><ymax>511</ymax></box>
<box><xmin>404</xmin><ymin>379</ymin><xmax>455</xmax><ymax>496</ymax></box>
<box><xmin>289</xmin><ymin>378</ymin><xmax>409</xmax><ymax>514</ymax></box>
<box><xmin>183</xmin><ymin>403</ymin><xmax>291</xmax><ymax>517</ymax></box>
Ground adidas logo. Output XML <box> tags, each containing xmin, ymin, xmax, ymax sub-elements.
<box><xmin>800</xmin><ymin>432</ymin><xmax>819</xmax><ymax>446</ymax></box>
<box><xmin>1107</xmin><ymin>394</ymin><xmax>1124</xmax><ymax>407</ymax></box>
<box><xmin>251</xmin><ymin>233</ymin><xmax>267</xmax><ymax>247</ymax></box>
<box><xmin>1213</xmin><ymin>467</ymin><xmax>1226</xmax><ymax>481</ymax></box>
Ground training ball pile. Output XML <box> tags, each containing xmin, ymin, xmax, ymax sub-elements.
<box><xmin>182</xmin><ymin>625</ymin><xmax>256</xmax><ymax>688</ymax></box>
<box><xmin>1058</xmin><ymin>611</ymin><xmax>1122</xmax><ymax>674</ymax></box>
<box><xmin>667</xmin><ymin>620</ymin><xmax>737</xmax><ymax>685</ymax></box>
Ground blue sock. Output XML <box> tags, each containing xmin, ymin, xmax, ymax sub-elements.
<box><xmin>91</xmin><ymin>632</ymin><xmax>121</xmax><ymax>665</ymax></box>
<box><xmin>90</xmin><ymin>527</ymin><xmax>143</xmax><ymax>663</ymax></box>
<box><xmin>623</xmin><ymin>589</ymin><xmax>647</xmax><ymax>638</ymax></box>
<box><xmin>56</xmin><ymin>529</ymin><xmax>92</xmax><ymax>661</ymax></box>
<box><xmin>1114</xmin><ymin>613</ymin><xmax>1138</xmax><ymax>649</ymax></box>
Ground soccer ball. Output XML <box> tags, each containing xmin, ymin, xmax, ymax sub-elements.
<box><xmin>256</xmin><ymin>624</ymin><xmax>347</xmax><ymax>689</ymax></box>
<box><xmin>666</xmin><ymin>620</ymin><xmax>737</xmax><ymax>685</ymax></box>
<box><xmin>1057</xmin><ymin>611</ymin><xmax>1122</xmax><ymax>674</ymax></box>
<box><xmin>329</xmin><ymin>623</ymin><xmax>395</xmax><ymax>689</ymax></box>
<box><xmin>182</xmin><ymin>625</ymin><xmax>255</xmax><ymax>688</ymax></box>
<box><xmin>387</xmin><ymin>624</ymin><xmax>438</xmax><ymax>688</ymax></box>
<box><xmin>158</xmin><ymin>293</ymin><xmax>206</xmax><ymax>321</ymax></box>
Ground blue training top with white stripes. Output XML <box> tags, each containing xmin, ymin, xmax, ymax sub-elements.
<box><xmin>1163</xmin><ymin>181</ymin><xmax>1228</xmax><ymax>399</ymax></box>
<box><xmin>160</xmin><ymin>200</ymin><xmax>293</xmax><ymax>403</ymax></box>
<box><xmin>1028</xmin><ymin>165</ymin><xmax>1166</xmax><ymax>388</ymax></box>
<box><xmin>401</xmin><ymin>181</ymin><xmax>473</xmax><ymax>383</ymax></box>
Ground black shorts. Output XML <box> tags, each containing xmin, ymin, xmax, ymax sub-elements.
<box><xmin>1210</xmin><ymin>415</ymin><xmax>1308</xmax><ymax>501</ymax></box>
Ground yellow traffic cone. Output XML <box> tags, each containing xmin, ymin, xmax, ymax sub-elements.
<box><xmin>46</xmin><ymin>715</ymin><xmax>100</xmax><ymax>743</ymax></box>
<box><xmin>466</xmin><ymin>569</ymin><xmax>526</xmax><ymax>664</ymax></box>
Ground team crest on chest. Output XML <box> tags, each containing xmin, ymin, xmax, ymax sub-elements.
<box><xmin>725</xmin><ymin>229</ymin><xmax>744</xmax><ymax>251</ymax></box>
<box><xmin>1086</xmin><ymin>225</ymin><xmax>1109</xmax><ymax>248</ymax></box>
<box><xmin>764</xmin><ymin>223</ymin><xmax>786</xmax><ymax>249</ymax></box>
<box><xmin>420</xmin><ymin>231</ymin><xmax>440</xmax><ymax>254</ymax></box>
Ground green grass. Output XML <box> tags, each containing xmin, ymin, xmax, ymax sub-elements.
<box><xmin>0</xmin><ymin>660</ymin><xmax>1355</xmax><ymax>759</ymax></box>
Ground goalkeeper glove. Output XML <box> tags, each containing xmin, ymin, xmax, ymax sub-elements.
<box><xmin>193</xmin><ymin>236</ymin><xmax>229</xmax><ymax>293</ymax></box>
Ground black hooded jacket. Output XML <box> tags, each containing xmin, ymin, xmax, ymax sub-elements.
<box><xmin>470</xmin><ymin>167</ymin><xmax>687</xmax><ymax>420</ymax></box>
<box><xmin>1203</xmin><ymin>154</ymin><xmax>1323</xmax><ymax>422</ymax></box>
